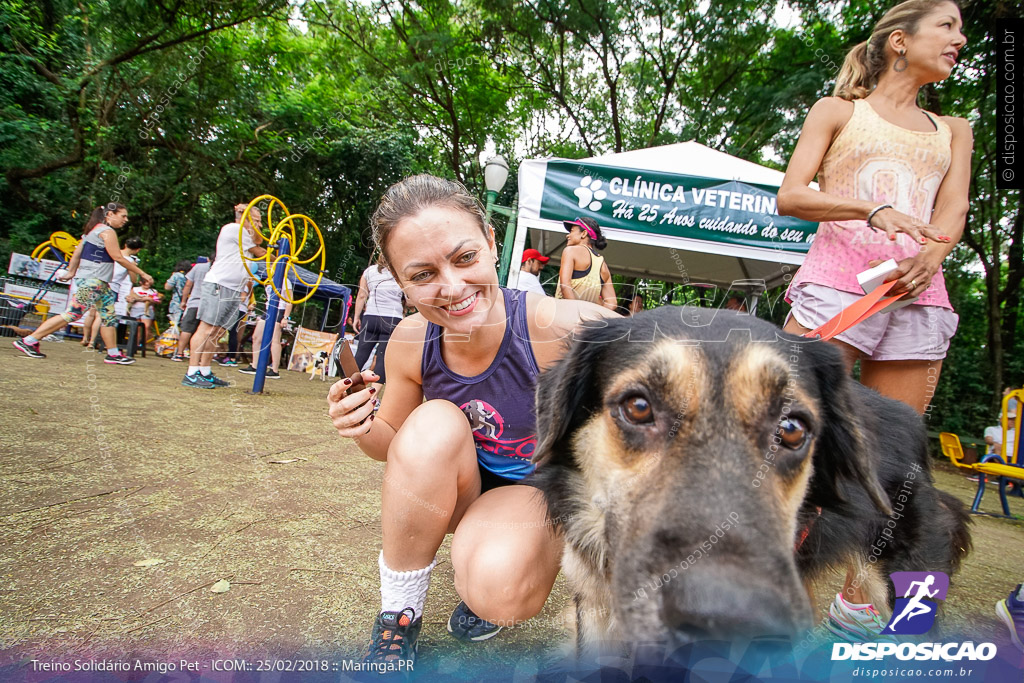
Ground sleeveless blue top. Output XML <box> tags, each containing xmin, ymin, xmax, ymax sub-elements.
<box><xmin>421</xmin><ymin>288</ymin><xmax>540</xmax><ymax>480</ymax></box>
<box><xmin>76</xmin><ymin>224</ymin><xmax>116</xmax><ymax>282</ymax></box>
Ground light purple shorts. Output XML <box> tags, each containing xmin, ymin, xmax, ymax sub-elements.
<box><xmin>787</xmin><ymin>283</ymin><xmax>958</xmax><ymax>361</ymax></box>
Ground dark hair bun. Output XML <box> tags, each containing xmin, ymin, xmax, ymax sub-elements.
<box><xmin>579</xmin><ymin>217</ymin><xmax>608</xmax><ymax>251</ymax></box>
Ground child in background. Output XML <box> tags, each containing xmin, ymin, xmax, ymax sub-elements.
<box><xmin>127</xmin><ymin>282</ymin><xmax>162</xmax><ymax>348</ymax></box>
<box><xmin>164</xmin><ymin>260</ymin><xmax>190</xmax><ymax>326</ymax></box>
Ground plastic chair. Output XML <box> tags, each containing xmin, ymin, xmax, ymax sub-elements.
<box><xmin>939</xmin><ymin>432</ymin><xmax>967</xmax><ymax>467</ymax></box>
<box><xmin>105</xmin><ymin>317</ymin><xmax>146</xmax><ymax>358</ymax></box>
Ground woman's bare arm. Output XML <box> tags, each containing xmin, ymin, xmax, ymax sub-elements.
<box><xmin>100</xmin><ymin>230</ymin><xmax>152</xmax><ymax>284</ymax></box>
<box><xmin>328</xmin><ymin>315</ymin><xmax>427</xmax><ymax>461</ymax></box>
<box><xmin>62</xmin><ymin>242</ymin><xmax>85</xmax><ymax>278</ymax></box>
<box><xmin>777</xmin><ymin>97</ymin><xmax>945</xmax><ymax>244</ymax></box>
<box><xmin>558</xmin><ymin>246</ymin><xmax>580</xmax><ymax>299</ymax></box>
<box><xmin>599</xmin><ymin>262</ymin><xmax>617</xmax><ymax>310</ymax></box>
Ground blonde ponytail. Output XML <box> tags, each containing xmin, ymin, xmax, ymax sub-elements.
<box><xmin>831</xmin><ymin>0</ymin><xmax>959</xmax><ymax>101</ymax></box>
<box><xmin>833</xmin><ymin>41</ymin><xmax>875</xmax><ymax>100</ymax></box>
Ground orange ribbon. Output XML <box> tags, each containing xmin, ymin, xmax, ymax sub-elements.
<box><xmin>802</xmin><ymin>281</ymin><xmax>907</xmax><ymax>342</ymax></box>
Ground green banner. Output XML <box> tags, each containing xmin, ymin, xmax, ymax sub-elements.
<box><xmin>539</xmin><ymin>161</ymin><xmax>818</xmax><ymax>253</ymax></box>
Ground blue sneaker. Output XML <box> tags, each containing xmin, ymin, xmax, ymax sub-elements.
<box><xmin>996</xmin><ymin>584</ymin><xmax>1024</xmax><ymax>653</ymax></box>
<box><xmin>446</xmin><ymin>601</ymin><xmax>503</xmax><ymax>642</ymax></box>
<box><xmin>203</xmin><ymin>372</ymin><xmax>230</xmax><ymax>387</ymax></box>
<box><xmin>364</xmin><ymin>608</ymin><xmax>421</xmax><ymax>670</ymax></box>
<box><xmin>182</xmin><ymin>373</ymin><xmax>216</xmax><ymax>389</ymax></box>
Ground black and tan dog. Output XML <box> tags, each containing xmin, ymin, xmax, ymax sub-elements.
<box><xmin>531</xmin><ymin>306</ymin><xmax>971</xmax><ymax>652</ymax></box>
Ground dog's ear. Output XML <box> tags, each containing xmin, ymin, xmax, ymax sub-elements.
<box><xmin>532</xmin><ymin>321</ymin><xmax>617</xmax><ymax>469</ymax></box>
<box><xmin>804</xmin><ymin>341</ymin><xmax>893</xmax><ymax>516</ymax></box>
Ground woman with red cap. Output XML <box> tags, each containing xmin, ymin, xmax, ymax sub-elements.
<box><xmin>556</xmin><ymin>217</ymin><xmax>617</xmax><ymax>310</ymax></box>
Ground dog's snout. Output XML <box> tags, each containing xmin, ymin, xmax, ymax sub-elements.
<box><xmin>658</xmin><ymin>564</ymin><xmax>808</xmax><ymax>643</ymax></box>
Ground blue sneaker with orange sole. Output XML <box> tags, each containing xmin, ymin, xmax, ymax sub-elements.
<box><xmin>364</xmin><ymin>607</ymin><xmax>421</xmax><ymax>671</ymax></box>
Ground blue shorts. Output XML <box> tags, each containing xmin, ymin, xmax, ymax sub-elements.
<box><xmin>477</xmin><ymin>449</ymin><xmax>538</xmax><ymax>493</ymax></box>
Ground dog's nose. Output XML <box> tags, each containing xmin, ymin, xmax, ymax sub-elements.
<box><xmin>658</xmin><ymin>564</ymin><xmax>807</xmax><ymax>642</ymax></box>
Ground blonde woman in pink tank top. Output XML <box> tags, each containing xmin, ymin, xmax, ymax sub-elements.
<box><xmin>777</xmin><ymin>0</ymin><xmax>971</xmax><ymax>642</ymax></box>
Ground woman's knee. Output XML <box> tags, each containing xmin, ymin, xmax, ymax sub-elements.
<box><xmin>452</xmin><ymin>528</ymin><xmax>556</xmax><ymax>623</ymax></box>
<box><xmin>388</xmin><ymin>400</ymin><xmax>473</xmax><ymax>466</ymax></box>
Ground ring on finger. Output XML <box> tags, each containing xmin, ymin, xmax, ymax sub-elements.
<box><xmin>910</xmin><ymin>279</ymin><xmax>917</xmax><ymax>289</ymax></box>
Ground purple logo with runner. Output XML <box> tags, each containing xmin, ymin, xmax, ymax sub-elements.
<box><xmin>882</xmin><ymin>571</ymin><xmax>949</xmax><ymax>635</ymax></box>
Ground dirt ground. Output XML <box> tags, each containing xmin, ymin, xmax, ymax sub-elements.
<box><xmin>1</xmin><ymin>337</ymin><xmax>1022</xmax><ymax>678</ymax></box>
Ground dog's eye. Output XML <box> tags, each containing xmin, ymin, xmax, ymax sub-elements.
<box><xmin>777</xmin><ymin>417</ymin><xmax>808</xmax><ymax>449</ymax></box>
<box><xmin>620</xmin><ymin>396</ymin><xmax>654</xmax><ymax>425</ymax></box>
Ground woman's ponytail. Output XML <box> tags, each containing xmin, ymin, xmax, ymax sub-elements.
<box><xmin>833</xmin><ymin>41</ymin><xmax>874</xmax><ymax>101</ymax></box>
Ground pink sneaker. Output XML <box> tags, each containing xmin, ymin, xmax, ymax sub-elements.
<box><xmin>13</xmin><ymin>338</ymin><xmax>45</xmax><ymax>358</ymax></box>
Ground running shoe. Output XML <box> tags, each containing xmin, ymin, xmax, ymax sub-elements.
<box><xmin>447</xmin><ymin>601</ymin><xmax>503</xmax><ymax>642</ymax></box>
<box><xmin>967</xmin><ymin>474</ymin><xmax>987</xmax><ymax>483</ymax></box>
<box><xmin>265</xmin><ymin>369</ymin><xmax>280</xmax><ymax>379</ymax></box>
<box><xmin>996</xmin><ymin>584</ymin><xmax>1024</xmax><ymax>653</ymax></box>
<box><xmin>182</xmin><ymin>373</ymin><xmax>216</xmax><ymax>389</ymax></box>
<box><xmin>218</xmin><ymin>357</ymin><xmax>239</xmax><ymax>367</ymax></box>
<box><xmin>364</xmin><ymin>608</ymin><xmax>421</xmax><ymax>670</ymax></box>
<box><xmin>12</xmin><ymin>339</ymin><xmax>45</xmax><ymax>358</ymax></box>
<box><xmin>204</xmin><ymin>373</ymin><xmax>231</xmax><ymax>387</ymax></box>
<box><xmin>170</xmin><ymin>353</ymin><xmax>186</xmax><ymax>362</ymax></box>
<box><xmin>238</xmin><ymin>364</ymin><xmax>258</xmax><ymax>375</ymax></box>
<box><xmin>103</xmin><ymin>353</ymin><xmax>136</xmax><ymax>365</ymax></box>
<box><xmin>825</xmin><ymin>593</ymin><xmax>897</xmax><ymax>643</ymax></box>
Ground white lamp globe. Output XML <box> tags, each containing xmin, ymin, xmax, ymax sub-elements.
<box><xmin>484</xmin><ymin>155</ymin><xmax>509</xmax><ymax>193</ymax></box>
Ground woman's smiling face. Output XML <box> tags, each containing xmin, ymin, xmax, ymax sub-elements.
<box><xmin>386</xmin><ymin>204</ymin><xmax>500</xmax><ymax>332</ymax></box>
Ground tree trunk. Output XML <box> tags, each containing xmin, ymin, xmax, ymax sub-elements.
<box><xmin>986</xmin><ymin>265</ymin><xmax>1004</xmax><ymax>410</ymax></box>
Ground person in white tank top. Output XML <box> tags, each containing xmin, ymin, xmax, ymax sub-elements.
<box><xmin>351</xmin><ymin>262</ymin><xmax>405</xmax><ymax>384</ymax></box>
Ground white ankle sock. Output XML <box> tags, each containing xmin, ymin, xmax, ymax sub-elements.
<box><xmin>379</xmin><ymin>551</ymin><xmax>436</xmax><ymax>620</ymax></box>
<box><xmin>23</xmin><ymin>335</ymin><xmax>39</xmax><ymax>345</ymax></box>
<box><xmin>199</xmin><ymin>366</ymin><xmax>211</xmax><ymax>375</ymax></box>
<box><xmin>187</xmin><ymin>366</ymin><xmax>199</xmax><ymax>375</ymax></box>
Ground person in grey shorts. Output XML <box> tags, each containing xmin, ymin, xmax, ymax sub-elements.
<box><xmin>182</xmin><ymin>204</ymin><xmax>266</xmax><ymax>389</ymax></box>
<box><xmin>172</xmin><ymin>256</ymin><xmax>212</xmax><ymax>361</ymax></box>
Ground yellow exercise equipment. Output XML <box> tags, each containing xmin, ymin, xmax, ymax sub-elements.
<box><xmin>940</xmin><ymin>389</ymin><xmax>1024</xmax><ymax>517</ymax></box>
<box><xmin>31</xmin><ymin>231</ymin><xmax>79</xmax><ymax>262</ymax></box>
<box><xmin>237</xmin><ymin>195</ymin><xmax>325</xmax><ymax>305</ymax></box>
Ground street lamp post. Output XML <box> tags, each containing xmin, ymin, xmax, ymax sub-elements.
<box><xmin>483</xmin><ymin>155</ymin><xmax>518</xmax><ymax>286</ymax></box>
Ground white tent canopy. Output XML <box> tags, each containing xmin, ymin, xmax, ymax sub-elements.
<box><xmin>509</xmin><ymin>141</ymin><xmax>818</xmax><ymax>298</ymax></box>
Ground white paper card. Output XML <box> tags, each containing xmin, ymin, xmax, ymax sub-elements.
<box><xmin>856</xmin><ymin>258</ymin><xmax>918</xmax><ymax>312</ymax></box>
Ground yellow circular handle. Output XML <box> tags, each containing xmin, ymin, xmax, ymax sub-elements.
<box><xmin>31</xmin><ymin>231</ymin><xmax>79</xmax><ymax>262</ymax></box>
<box><xmin>238</xmin><ymin>196</ymin><xmax>326</xmax><ymax>305</ymax></box>
<box><xmin>239</xmin><ymin>195</ymin><xmax>290</xmax><ymax>286</ymax></box>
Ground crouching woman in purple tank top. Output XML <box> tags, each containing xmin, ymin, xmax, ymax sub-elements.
<box><xmin>327</xmin><ymin>174</ymin><xmax>618</xmax><ymax>666</ymax></box>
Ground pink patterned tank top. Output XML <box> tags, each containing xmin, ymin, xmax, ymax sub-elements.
<box><xmin>787</xmin><ymin>98</ymin><xmax>953</xmax><ymax>309</ymax></box>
